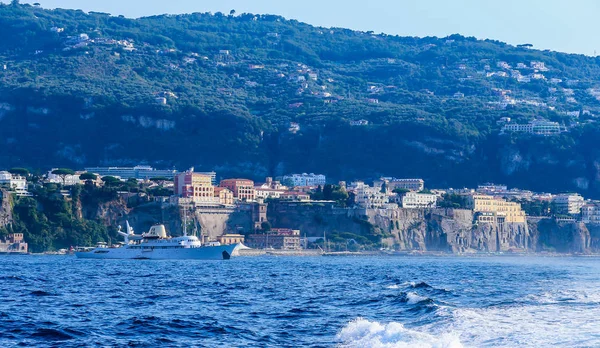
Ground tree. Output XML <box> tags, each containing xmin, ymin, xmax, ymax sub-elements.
<box><xmin>393</xmin><ymin>188</ymin><xmax>410</xmax><ymax>195</ymax></box>
<box><xmin>229</xmin><ymin>9</ymin><xmax>236</xmax><ymax>16</ymax></box>
<box><xmin>79</xmin><ymin>172</ymin><xmax>97</xmax><ymax>181</ymax></box>
<box><xmin>323</xmin><ymin>184</ymin><xmax>334</xmax><ymax>200</ymax></box>
<box><xmin>101</xmin><ymin>176</ymin><xmax>121</xmax><ymax>187</ymax></box>
<box><xmin>9</xmin><ymin>168</ymin><xmax>29</xmax><ymax>177</ymax></box>
<box><xmin>10</xmin><ymin>0</ymin><xmax>19</xmax><ymax>6</ymax></box>
<box><xmin>52</xmin><ymin>168</ymin><xmax>75</xmax><ymax>186</ymax></box>
<box><xmin>261</xmin><ymin>221</ymin><xmax>271</xmax><ymax>232</ymax></box>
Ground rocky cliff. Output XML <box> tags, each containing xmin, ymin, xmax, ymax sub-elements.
<box><xmin>269</xmin><ymin>203</ymin><xmax>535</xmax><ymax>253</ymax></box>
<box><xmin>0</xmin><ymin>189</ymin><xmax>13</xmax><ymax>228</ymax></box>
<box><xmin>364</xmin><ymin>208</ymin><xmax>530</xmax><ymax>253</ymax></box>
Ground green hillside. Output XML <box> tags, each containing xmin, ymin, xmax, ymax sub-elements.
<box><xmin>2</xmin><ymin>2</ymin><xmax>600</xmax><ymax>195</ymax></box>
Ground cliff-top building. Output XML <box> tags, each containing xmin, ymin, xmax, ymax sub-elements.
<box><xmin>174</xmin><ymin>170</ymin><xmax>216</xmax><ymax>205</ymax></box>
<box><xmin>388</xmin><ymin>178</ymin><xmax>425</xmax><ymax>192</ymax></box>
<box><xmin>84</xmin><ymin>165</ymin><xmax>178</xmax><ymax>180</ymax></box>
<box><xmin>220</xmin><ymin>179</ymin><xmax>255</xmax><ymax>201</ymax></box>
<box><xmin>402</xmin><ymin>192</ymin><xmax>437</xmax><ymax>209</ymax></box>
<box><xmin>282</xmin><ymin>173</ymin><xmax>326</xmax><ymax>187</ymax></box>
<box><xmin>553</xmin><ymin>193</ymin><xmax>585</xmax><ymax>215</ymax></box>
<box><xmin>467</xmin><ymin>194</ymin><xmax>526</xmax><ymax>223</ymax></box>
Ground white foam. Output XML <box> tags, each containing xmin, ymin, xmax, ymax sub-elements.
<box><xmin>406</xmin><ymin>292</ymin><xmax>428</xmax><ymax>304</ymax></box>
<box><xmin>435</xmin><ymin>299</ymin><xmax>600</xmax><ymax>347</ymax></box>
<box><xmin>386</xmin><ymin>285</ymin><xmax>400</xmax><ymax>289</ymax></box>
<box><xmin>337</xmin><ymin>318</ymin><xmax>463</xmax><ymax>348</ymax></box>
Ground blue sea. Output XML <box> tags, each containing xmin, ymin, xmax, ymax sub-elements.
<box><xmin>1</xmin><ymin>255</ymin><xmax>600</xmax><ymax>347</ymax></box>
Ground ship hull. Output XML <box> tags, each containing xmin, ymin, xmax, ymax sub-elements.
<box><xmin>75</xmin><ymin>244</ymin><xmax>239</xmax><ymax>260</ymax></box>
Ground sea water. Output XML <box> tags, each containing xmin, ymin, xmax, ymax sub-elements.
<box><xmin>0</xmin><ymin>255</ymin><xmax>599</xmax><ymax>347</ymax></box>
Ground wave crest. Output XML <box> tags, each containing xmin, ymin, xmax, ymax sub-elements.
<box><xmin>337</xmin><ymin>318</ymin><xmax>462</xmax><ymax>348</ymax></box>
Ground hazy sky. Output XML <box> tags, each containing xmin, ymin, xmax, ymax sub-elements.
<box><xmin>9</xmin><ymin>0</ymin><xmax>600</xmax><ymax>55</ymax></box>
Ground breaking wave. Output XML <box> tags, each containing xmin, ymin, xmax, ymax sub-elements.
<box><xmin>337</xmin><ymin>318</ymin><xmax>462</xmax><ymax>348</ymax></box>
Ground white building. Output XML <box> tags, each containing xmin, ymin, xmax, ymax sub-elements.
<box><xmin>502</xmin><ymin>119</ymin><xmax>563</xmax><ymax>135</ymax></box>
<box><xmin>0</xmin><ymin>171</ymin><xmax>27</xmax><ymax>190</ymax></box>
<box><xmin>354</xmin><ymin>182</ymin><xmax>388</xmax><ymax>208</ymax></box>
<box><xmin>46</xmin><ymin>170</ymin><xmax>82</xmax><ymax>186</ymax></box>
<box><xmin>84</xmin><ymin>165</ymin><xmax>179</xmax><ymax>180</ymax></box>
<box><xmin>402</xmin><ymin>192</ymin><xmax>437</xmax><ymax>209</ymax></box>
<box><xmin>582</xmin><ymin>203</ymin><xmax>600</xmax><ymax>224</ymax></box>
<box><xmin>553</xmin><ymin>194</ymin><xmax>585</xmax><ymax>215</ymax></box>
<box><xmin>282</xmin><ymin>173</ymin><xmax>326</xmax><ymax>187</ymax></box>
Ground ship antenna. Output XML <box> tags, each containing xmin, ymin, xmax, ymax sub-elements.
<box><xmin>183</xmin><ymin>205</ymin><xmax>188</xmax><ymax>237</ymax></box>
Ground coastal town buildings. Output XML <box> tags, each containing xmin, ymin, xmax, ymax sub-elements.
<box><xmin>402</xmin><ymin>192</ymin><xmax>437</xmax><ymax>209</ymax></box>
<box><xmin>467</xmin><ymin>194</ymin><xmax>526</xmax><ymax>223</ymax></box>
<box><xmin>254</xmin><ymin>178</ymin><xmax>288</xmax><ymax>199</ymax></box>
<box><xmin>582</xmin><ymin>203</ymin><xmax>600</xmax><ymax>224</ymax></box>
<box><xmin>220</xmin><ymin>179</ymin><xmax>255</xmax><ymax>201</ymax></box>
<box><xmin>174</xmin><ymin>170</ymin><xmax>216</xmax><ymax>205</ymax></box>
<box><xmin>214</xmin><ymin>187</ymin><xmax>234</xmax><ymax>206</ymax></box>
<box><xmin>84</xmin><ymin>165</ymin><xmax>178</xmax><ymax>180</ymax></box>
<box><xmin>217</xmin><ymin>234</ymin><xmax>245</xmax><ymax>245</ymax></box>
<box><xmin>46</xmin><ymin>169</ymin><xmax>83</xmax><ymax>186</ymax></box>
<box><xmin>0</xmin><ymin>171</ymin><xmax>27</xmax><ymax>191</ymax></box>
<box><xmin>246</xmin><ymin>228</ymin><xmax>301</xmax><ymax>250</ymax></box>
<box><xmin>553</xmin><ymin>194</ymin><xmax>585</xmax><ymax>215</ymax></box>
<box><xmin>387</xmin><ymin>179</ymin><xmax>425</xmax><ymax>192</ymax></box>
<box><xmin>354</xmin><ymin>182</ymin><xmax>389</xmax><ymax>208</ymax></box>
<box><xmin>282</xmin><ymin>173</ymin><xmax>326</xmax><ymax>187</ymax></box>
<box><xmin>280</xmin><ymin>191</ymin><xmax>311</xmax><ymax>201</ymax></box>
<box><xmin>501</xmin><ymin>119</ymin><xmax>564</xmax><ymax>135</ymax></box>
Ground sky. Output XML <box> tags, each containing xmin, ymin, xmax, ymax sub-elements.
<box><xmin>8</xmin><ymin>0</ymin><xmax>600</xmax><ymax>55</ymax></box>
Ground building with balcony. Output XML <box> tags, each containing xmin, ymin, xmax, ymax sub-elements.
<box><xmin>553</xmin><ymin>194</ymin><xmax>585</xmax><ymax>215</ymax></box>
<box><xmin>501</xmin><ymin>119</ymin><xmax>564</xmax><ymax>135</ymax></box>
<box><xmin>354</xmin><ymin>182</ymin><xmax>388</xmax><ymax>208</ymax></box>
<box><xmin>467</xmin><ymin>194</ymin><xmax>526</xmax><ymax>223</ymax></box>
<box><xmin>402</xmin><ymin>192</ymin><xmax>437</xmax><ymax>209</ymax></box>
<box><xmin>582</xmin><ymin>203</ymin><xmax>600</xmax><ymax>224</ymax></box>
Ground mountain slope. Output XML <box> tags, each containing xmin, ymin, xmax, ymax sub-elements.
<box><xmin>2</xmin><ymin>3</ymin><xmax>600</xmax><ymax>195</ymax></box>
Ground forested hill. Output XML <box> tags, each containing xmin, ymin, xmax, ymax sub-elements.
<box><xmin>3</xmin><ymin>3</ymin><xmax>600</xmax><ymax>196</ymax></box>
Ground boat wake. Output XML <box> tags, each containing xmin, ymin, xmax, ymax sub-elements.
<box><xmin>337</xmin><ymin>318</ymin><xmax>463</xmax><ymax>348</ymax></box>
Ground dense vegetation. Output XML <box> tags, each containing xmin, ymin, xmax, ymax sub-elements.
<box><xmin>0</xmin><ymin>184</ymin><xmax>117</xmax><ymax>252</ymax></box>
<box><xmin>2</xmin><ymin>3</ymin><xmax>600</xmax><ymax>195</ymax></box>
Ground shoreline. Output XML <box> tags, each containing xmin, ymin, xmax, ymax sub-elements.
<box><xmin>9</xmin><ymin>250</ymin><xmax>600</xmax><ymax>258</ymax></box>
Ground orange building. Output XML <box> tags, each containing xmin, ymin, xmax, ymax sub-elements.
<box><xmin>220</xmin><ymin>179</ymin><xmax>255</xmax><ymax>201</ymax></box>
<box><xmin>174</xmin><ymin>170</ymin><xmax>215</xmax><ymax>204</ymax></box>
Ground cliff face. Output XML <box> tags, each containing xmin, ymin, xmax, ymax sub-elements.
<box><xmin>530</xmin><ymin>218</ymin><xmax>593</xmax><ymax>253</ymax></box>
<box><xmin>0</xmin><ymin>189</ymin><xmax>13</xmax><ymax>228</ymax></box>
<box><xmin>365</xmin><ymin>208</ymin><xmax>530</xmax><ymax>253</ymax></box>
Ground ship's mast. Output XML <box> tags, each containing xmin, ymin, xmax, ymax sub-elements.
<box><xmin>183</xmin><ymin>205</ymin><xmax>188</xmax><ymax>237</ymax></box>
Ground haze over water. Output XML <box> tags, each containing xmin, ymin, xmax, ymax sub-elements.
<box><xmin>1</xmin><ymin>255</ymin><xmax>600</xmax><ymax>347</ymax></box>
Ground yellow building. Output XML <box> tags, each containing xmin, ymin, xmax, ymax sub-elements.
<box><xmin>468</xmin><ymin>194</ymin><xmax>526</xmax><ymax>223</ymax></box>
<box><xmin>214</xmin><ymin>187</ymin><xmax>234</xmax><ymax>206</ymax></box>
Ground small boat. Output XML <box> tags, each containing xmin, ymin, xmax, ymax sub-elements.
<box><xmin>75</xmin><ymin>221</ymin><xmax>238</xmax><ymax>260</ymax></box>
